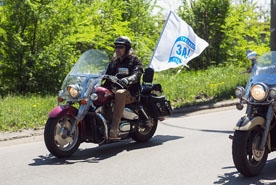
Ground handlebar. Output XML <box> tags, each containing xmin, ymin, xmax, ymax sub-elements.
<box><xmin>103</xmin><ymin>75</ymin><xmax>125</xmax><ymax>89</ymax></box>
<box><xmin>240</xmin><ymin>67</ymin><xmax>252</xmax><ymax>74</ymax></box>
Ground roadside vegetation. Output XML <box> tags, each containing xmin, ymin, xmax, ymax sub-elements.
<box><xmin>0</xmin><ymin>64</ymin><xmax>249</xmax><ymax>131</ymax></box>
<box><xmin>155</xmin><ymin>64</ymin><xmax>250</xmax><ymax>108</ymax></box>
<box><xmin>0</xmin><ymin>0</ymin><xmax>270</xmax><ymax>131</ymax></box>
<box><xmin>0</xmin><ymin>94</ymin><xmax>56</xmax><ymax>131</ymax></box>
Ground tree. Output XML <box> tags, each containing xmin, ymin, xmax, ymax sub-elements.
<box><xmin>221</xmin><ymin>1</ymin><xmax>270</xmax><ymax>65</ymax></box>
<box><xmin>0</xmin><ymin>0</ymin><xmax>101</xmax><ymax>94</ymax></box>
<box><xmin>178</xmin><ymin>0</ymin><xmax>230</xmax><ymax>68</ymax></box>
<box><xmin>178</xmin><ymin>0</ymin><xmax>270</xmax><ymax>69</ymax></box>
<box><xmin>0</xmin><ymin>0</ymin><xmax>161</xmax><ymax>95</ymax></box>
<box><xmin>271</xmin><ymin>0</ymin><xmax>276</xmax><ymax>50</ymax></box>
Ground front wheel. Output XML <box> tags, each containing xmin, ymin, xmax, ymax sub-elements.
<box><xmin>131</xmin><ymin>119</ymin><xmax>158</xmax><ymax>142</ymax></box>
<box><xmin>232</xmin><ymin>127</ymin><xmax>268</xmax><ymax>177</ymax></box>
<box><xmin>44</xmin><ymin>116</ymin><xmax>81</xmax><ymax>158</ymax></box>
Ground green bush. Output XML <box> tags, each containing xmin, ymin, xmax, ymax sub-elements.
<box><xmin>154</xmin><ymin>64</ymin><xmax>249</xmax><ymax>108</ymax></box>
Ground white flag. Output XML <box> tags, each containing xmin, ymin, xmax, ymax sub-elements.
<box><xmin>149</xmin><ymin>11</ymin><xmax>209</xmax><ymax>72</ymax></box>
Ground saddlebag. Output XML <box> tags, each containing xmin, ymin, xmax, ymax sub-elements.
<box><xmin>141</xmin><ymin>95</ymin><xmax>172</xmax><ymax>118</ymax></box>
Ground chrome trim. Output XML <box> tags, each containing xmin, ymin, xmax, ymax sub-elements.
<box><xmin>122</xmin><ymin>108</ymin><xmax>138</xmax><ymax>120</ymax></box>
<box><xmin>140</xmin><ymin>107</ymin><xmax>149</xmax><ymax>120</ymax></box>
<box><xmin>80</xmin><ymin>78</ymin><xmax>90</xmax><ymax>98</ymax></box>
<box><xmin>259</xmin><ymin>105</ymin><xmax>273</xmax><ymax>150</ymax></box>
<box><xmin>119</xmin><ymin>121</ymin><xmax>131</xmax><ymax>132</ymax></box>
<box><xmin>241</xmin><ymin>97</ymin><xmax>273</xmax><ymax>105</ymax></box>
<box><xmin>96</xmin><ymin>112</ymin><xmax>108</xmax><ymax>142</ymax></box>
<box><xmin>69</xmin><ymin>119</ymin><xmax>79</xmax><ymax>136</ymax></box>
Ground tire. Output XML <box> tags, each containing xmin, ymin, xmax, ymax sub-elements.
<box><xmin>44</xmin><ymin>116</ymin><xmax>81</xmax><ymax>158</ymax></box>
<box><xmin>132</xmin><ymin>119</ymin><xmax>158</xmax><ymax>142</ymax></box>
<box><xmin>232</xmin><ymin>127</ymin><xmax>268</xmax><ymax>177</ymax></box>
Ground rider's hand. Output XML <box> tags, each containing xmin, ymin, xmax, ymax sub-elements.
<box><xmin>121</xmin><ymin>78</ymin><xmax>128</xmax><ymax>87</ymax></box>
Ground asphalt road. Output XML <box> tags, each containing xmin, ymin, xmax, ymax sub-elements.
<box><xmin>1</xmin><ymin>106</ymin><xmax>276</xmax><ymax>185</ymax></box>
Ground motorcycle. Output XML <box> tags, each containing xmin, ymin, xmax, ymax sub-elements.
<box><xmin>44</xmin><ymin>49</ymin><xmax>172</xmax><ymax>158</ymax></box>
<box><xmin>232</xmin><ymin>51</ymin><xmax>276</xmax><ymax>176</ymax></box>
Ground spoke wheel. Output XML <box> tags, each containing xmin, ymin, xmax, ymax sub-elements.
<box><xmin>132</xmin><ymin>119</ymin><xmax>158</xmax><ymax>142</ymax></box>
<box><xmin>44</xmin><ymin>116</ymin><xmax>81</xmax><ymax>158</ymax></box>
<box><xmin>232</xmin><ymin>127</ymin><xmax>268</xmax><ymax>177</ymax></box>
<box><xmin>137</xmin><ymin>125</ymin><xmax>152</xmax><ymax>135</ymax></box>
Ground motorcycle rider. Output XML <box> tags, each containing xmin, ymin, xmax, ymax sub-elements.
<box><xmin>244</xmin><ymin>50</ymin><xmax>258</xmax><ymax>73</ymax></box>
<box><xmin>105</xmin><ymin>36</ymin><xmax>143</xmax><ymax>140</ymax></box>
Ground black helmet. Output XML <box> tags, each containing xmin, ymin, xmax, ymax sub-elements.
<box><xmin>114</xmin><ymin>36</ymin><xmax>132</xmax><ymax>48</ymax></box>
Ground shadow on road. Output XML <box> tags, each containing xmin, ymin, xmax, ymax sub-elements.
<box><xmin>214</xmin><ymin>159</ymin><xmax>276</xmax><ymax>185</ymax></box>
<box><xmin>161</xmin><ymin>122</ymin><xmax>234</xmax><ymax>134</ymax></box>
<box><xmin>29</xmin><ymin>134</ymin><xmax>183</xmax><ymax>166</ymax></box>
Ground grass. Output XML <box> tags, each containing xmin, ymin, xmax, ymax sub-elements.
<box><xmin>154</xmin><ymin>64</ymin><xmax>249</xmax><ymax>108</ymax></box>
<box><xmin>0</xmin><ymin>64</ymin><xmax>250</xmax><ymax>131</ymax></box>
<box><xmin>0</xmin><ymin>94</ymin><xmax>56</xmax><ymax>131</ymax></box>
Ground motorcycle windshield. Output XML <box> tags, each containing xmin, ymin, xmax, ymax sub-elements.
<box><xmin>245</xmin><ymin>51</ymin><xmax>276</xmax><ymax>96</ymax></box>
<box><xmin>60</xmin><ymin>49</ymin><xmax>110</xmax><ymax>100</ymax></box>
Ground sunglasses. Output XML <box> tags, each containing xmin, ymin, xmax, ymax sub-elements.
<box><xmin>115</xmin><ymin>45</ymin><xmax>125</xmax><ymax>49</ymax></box>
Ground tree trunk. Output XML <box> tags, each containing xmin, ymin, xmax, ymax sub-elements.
<box><xmin>271</xmin><ymin>0</ymin><xmax>276</xmax><ymax>51</ymax></box>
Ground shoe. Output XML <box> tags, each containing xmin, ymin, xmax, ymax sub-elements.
<box><xmin>109</xmin><ymin>129</ymin><xmax>121</xmax><ymax>141</ymax></box>
<box><xmin>108</xmin><ymin>136</ymin><xmax>121</xmax><ymax>141</ymax></box>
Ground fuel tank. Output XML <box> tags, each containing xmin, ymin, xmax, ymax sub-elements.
<box><xmin>93</xmin><ymin>87</ymin><xmax>114</xmax><ymax>106</ymax></box>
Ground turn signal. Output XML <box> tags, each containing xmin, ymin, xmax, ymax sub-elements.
<box><xmin>80</xmin><ymin>99</ymin><xmax>87</xmax><ymax>105</ymax></box>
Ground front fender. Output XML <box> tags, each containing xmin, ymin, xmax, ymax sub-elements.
<box><xmin>48</xmin><ymin>105</ymin><xmax>78</xmax><ymax>118</ymax></box>
<box><xmin>233</xmin><ymin>116</ymin><xmax>265</xmax><ymax>131</ymax></box>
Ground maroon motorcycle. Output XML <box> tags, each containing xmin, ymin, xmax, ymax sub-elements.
<box><xmin>44</xmin><ymin>49</ymin><xmax>172</xmax><ymax>158</ymax></box>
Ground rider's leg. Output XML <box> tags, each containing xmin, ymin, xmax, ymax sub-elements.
<box><xmin>109</xmin><ymin>89</ymin><xmax>136</xmax><ymax>140</ymax></box>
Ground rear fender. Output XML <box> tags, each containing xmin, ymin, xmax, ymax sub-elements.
<box><xmin>48</xmin><ymin>105</ymin><xmax>78</xmax><ymax>118</ymax></box>
<box><xmin>233</xmin><ymin>116</ymin><xmax>265</xmax><ymax>131</ymax></box>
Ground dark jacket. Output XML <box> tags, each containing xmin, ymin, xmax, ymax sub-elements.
<box><xmin>105</xmin><ymin>54</ymin><xmax>143</xmax><ymax>96</ymax></box>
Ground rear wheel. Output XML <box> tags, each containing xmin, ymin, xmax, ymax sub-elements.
<box><xmin>232</xmin><ymin>127</ymin><xmax>268</xmax><ymax>177</ymax></box>
<box><xmin>44</xmin><ymin>116</ymin><xmax>81</xmax><ymax>158</ymax></box>
<box><xmin>132</xmin><ymin>119</ymin><xmax>158</xmax><ymax>142</ymax></box>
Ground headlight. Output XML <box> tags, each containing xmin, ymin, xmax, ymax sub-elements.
<box><xmin>269</xmin><ymin>88</ymin><xmax>276</xmax><ymax>99</ymax></box>
<box><xmin>67</xmin><ymin>84</ymin><xmax>80</xmax><ymax>98</ymax></box>
<box><xmin>250</xmin><ymin>83</ymin><xmax>268</xmax><ymax>101</ymax></box>
<box><xmin>235</xmin><ymin>86</ymin><xmax>245</xmax><ymax>98</ymax></box>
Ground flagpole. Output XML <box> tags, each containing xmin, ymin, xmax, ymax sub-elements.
<box><xmin>148</xmin><ymin>11</ymin><xmax>173</xmax><ymax>68</ymax></box>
